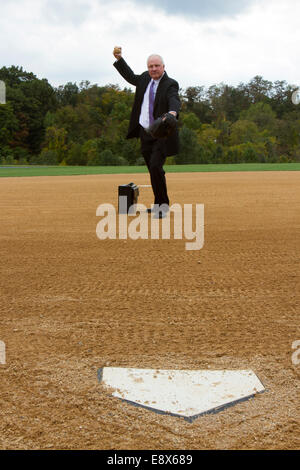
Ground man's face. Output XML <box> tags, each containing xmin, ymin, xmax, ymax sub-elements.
<box><xmin>147</xmin><ymin>56</ymin><xmax>165</xmax><ymax>80</ymax></box>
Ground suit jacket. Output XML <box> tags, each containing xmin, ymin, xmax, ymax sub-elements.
<box><xmin>114</xmin><ymin>57</ymin><xmax>181</xmax><ymax>156</ymax></box>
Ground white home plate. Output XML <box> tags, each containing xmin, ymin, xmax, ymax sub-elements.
<box><xmin>98</xmin><ymin>367</ymin><xmax>265</xmax><ymax>421</ymax></box>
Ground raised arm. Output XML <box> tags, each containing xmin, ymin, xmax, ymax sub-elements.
<box><xmin>113</xmin><ymin>46</ymin><xmax>140</xmax><ymax>87</ymax></box>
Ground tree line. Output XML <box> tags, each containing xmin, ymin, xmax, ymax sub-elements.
<box><xmin>0</xmin><ymin>65</ymin><xmax>299</xmax><ymax>166</ymax></box>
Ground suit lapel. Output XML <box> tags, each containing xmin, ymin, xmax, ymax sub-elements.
<box><xmin>139</xmin><ymin>73</ymin><xmax>151</xmax><ymax>98</ymax></box>
<box><xmin>154</xmin><ymin>72</ymin><xmax>168</xmax><ymax>109</ymax></box>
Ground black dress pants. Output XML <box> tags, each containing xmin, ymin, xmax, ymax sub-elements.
<box><xmin>140</xmin><ymin>127</ymin><xmax>169</xmax><ymax>206</ymax></box>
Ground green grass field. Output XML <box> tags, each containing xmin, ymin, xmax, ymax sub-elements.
<box><xmin>0</xmin><ymin>163</ymin><xmax>300</xmax><ymax>177</ymax></box>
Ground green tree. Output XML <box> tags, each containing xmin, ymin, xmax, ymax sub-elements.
<box><xmin>0</xmin><ymin>103</ymin><xmax>19</xmax><ymax>146</ymax></box>
<box><xmin>0</xmin><ymin>66</ymin><xmax>57</xmax><ymax>156</ymax></box>
<box><xmin>240</xmin><ymin>102</ymin><xmax>276</xmax><ymax>131</ymax></box>
<box><xmin>176</xmin><ymin>126</ymin><xmax>200</xmax><ymax>164</ymax></box>
<box><xmin>245</xmin><ymin>76</ymin><xmax>273</xmax><ymax>103</ymax></box>
<box><xmin>181</xmin><ymin>112</ymin><xmax>202</xmax><ymax>130</ymax></box>
<box><xmin>66</xmin><ymin>142</ymin><xmax>86</xmax><ymax>165</ymax></box>
<box><xmin>197</xmin><ymin>124</ymin><xmax>221</xmax><ymax>147</ymax></box>
<box><xmin>55</xmin><ymin>82</ymin><xmax>79</xmax><ymax>107</ymax></box>
<box><xmin>43</xmin><ymin>126</ymin><xmax>68</xmax><ymax>163</ymax></box>
<box><xmin>229</xmin><ymin>120</ymin><xmax>260</xmax><ymax>145</ymax></box>
<box><xmin>82</xmin><ymin>139</ymin><xmax>99</xmax><ymax>165</ymax></box>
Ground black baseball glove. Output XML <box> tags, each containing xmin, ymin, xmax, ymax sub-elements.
<box><xmin>146</xmin><ymin>113</ymin><xmax>177</xmax><ymax>139</ymax></box>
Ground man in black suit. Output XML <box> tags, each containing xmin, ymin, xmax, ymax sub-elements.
<box><xmin>113</xmin><ymin>47</ymin><xmax>181</xmax><ymax>218</ymax></box>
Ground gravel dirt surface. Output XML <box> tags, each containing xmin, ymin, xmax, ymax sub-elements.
<box><xmin>0</xmin><ymin>171</ymin><xmax>299</xmax><ymax>450</ymax></box>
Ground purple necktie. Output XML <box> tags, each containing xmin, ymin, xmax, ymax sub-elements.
<box><xmin>149</xmin><ymin>80</ymin><xmax>155</xmax><ymax>126</ymax></box>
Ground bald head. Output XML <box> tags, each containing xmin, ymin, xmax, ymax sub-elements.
<box><xmin>147</xmin><ymin>54</ymin><xmax>165</xmax><ymax>80</ymax></box>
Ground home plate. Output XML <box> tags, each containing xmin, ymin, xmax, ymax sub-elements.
<box><xmin>98</xmin><ymin>367</ymin><xmax>265</xmax><ymax>422</ymax></box>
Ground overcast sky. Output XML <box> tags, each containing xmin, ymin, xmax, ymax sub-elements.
<box><xmin>1</xmin><ymin>0</ymin><xmax>300</xmax><ymax>90</ymax></box>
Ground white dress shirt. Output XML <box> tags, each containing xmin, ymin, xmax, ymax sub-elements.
<box><xmin>139</xmin><ymin>73</ymin><xmax>165</xmax><ymax>129</ymax></box>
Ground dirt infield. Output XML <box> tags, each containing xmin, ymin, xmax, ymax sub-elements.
<box><xmin>0</xmin><ymin>171</ymin><xmax>299</xmax><ymax>450</ymax></box>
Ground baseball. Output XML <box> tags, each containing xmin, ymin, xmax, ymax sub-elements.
<box><xmin>292</xmin><ymin>89</ymin><xmax>300</xmax><ymax>105</ymax></box>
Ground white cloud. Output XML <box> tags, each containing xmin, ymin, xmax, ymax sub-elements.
<box><xmin>0</xmin><ymin>0</ymin><xmax>300</xmax><ymax>90</ymax></box>
<box><xmin>132</xmin><ymin>0</ymin><xmax>253</xmax><ymax>19</ymax></box>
